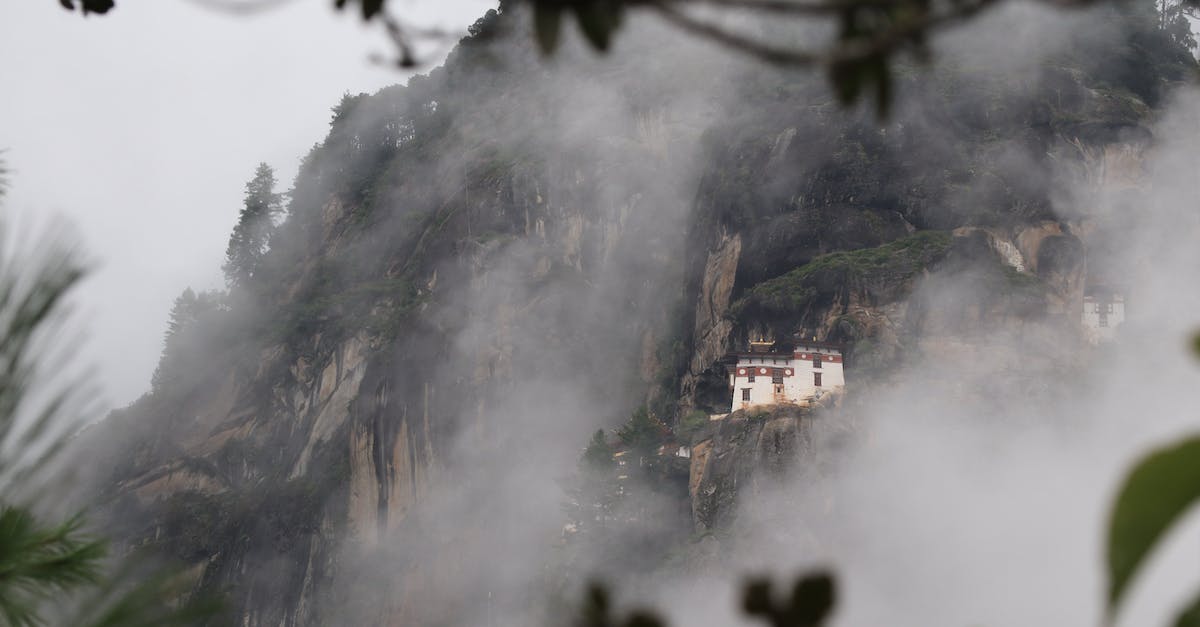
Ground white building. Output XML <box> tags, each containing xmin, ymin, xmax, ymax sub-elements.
<box><xmin>724</xmin><ymin>339</ymin><xmax>845</xmax><ymax>413</ymax></box>
<box><xmin>1082</xmin><ymin>289</ymin><xmax>1125</xmax><ymax>345</ymax></box>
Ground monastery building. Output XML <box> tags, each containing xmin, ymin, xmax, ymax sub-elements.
<box><xmin>723</xmin><ymin>338</ymin><xmax>845</xmax><ymax>413</ymax></box>
<box><xmin>1082</xmin><ymin>286</ymin><xmax>1125</xmax><ymax>345</ymax></box>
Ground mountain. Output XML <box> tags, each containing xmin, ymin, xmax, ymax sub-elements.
<box><xmin>80</xmin><ymin>3</ymin><xmax>1194</xmax><ymax>625</ymax></box>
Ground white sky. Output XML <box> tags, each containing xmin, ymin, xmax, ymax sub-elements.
<box><xmin>0</xmin><ymin>0</ymin><xmax>495</xmax><ymax>408</ymax></box>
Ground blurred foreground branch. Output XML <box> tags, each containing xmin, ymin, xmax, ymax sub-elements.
<box><xmin>575</xmin><ymin>572</ymin><xmax>836</xmax><ymax>627</ymax></box>
<box><xmin>0</xmin><ymin>154</ymin><xmax>219</xmax><ymax>625</ymax></box>
<box><xmin>56</xmin><ymin>0</ymin><xmax>1120</xmax><ymax>113</ymax></box>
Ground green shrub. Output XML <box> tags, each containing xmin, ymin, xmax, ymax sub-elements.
<box><xmin>735</xmin><ymin>231</ymin><xmax>952</xmax><ymax>318</ymax></box>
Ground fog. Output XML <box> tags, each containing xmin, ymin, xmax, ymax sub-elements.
<box><xmin>0</xmin><ymin>0</ymin><xmax>491</xmax><ymax>407</ymax></box>
<box><xmin>389</xmin><ymin>6</ymin><xmax>1200</xmax><ymax>626</ymax></box>
<box><xmin>640</xmin><ymin>32</ymin><xmax>1200</xmax><ymax>627</ymax></box>
<box><xmin>8</xmin><ymin>2</ymin><xmax>1200</xmax><ymax>626</ymax></box>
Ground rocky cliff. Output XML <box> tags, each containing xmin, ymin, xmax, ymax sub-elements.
<box><xmin>83</xmin><ymin>4</ymin><xmax>1192</xmax><ymax>625</ymax></box>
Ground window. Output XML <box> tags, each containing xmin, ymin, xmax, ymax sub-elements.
<box><xmin>748</xmin><ymin>371</ymin><xmax>755</xmax><ymax>382</ymax></box>
<box><xmin>772</xmin><ymin>373</ymin><xmax>783</xmax><ymax>384</ymax></box>
<box><xmin>742</xmin><ymin>388</ymin><xmax>751</xmax><ymax>401</ymax></box>
<box><xmin>813</xmin><ymin>356</ymin><xmax>822</xmax><ymax>369</ymax></box>
<box><xmin>814</xmin><ymin>372</ymin><xmax>823</xmax><ymax>387</ymax></box>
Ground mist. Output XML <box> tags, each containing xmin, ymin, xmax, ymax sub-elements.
<box><xmin>12</xmin><ymin>1</ymin><xmax>1200</xmax><ymax>626</ymax></box>
<box><xmin>397</xmin><ymin>5</ymin><xmax>1200</xmax><ymax>626</ymax></box>
<box><xmin>0</xmin><ymin>0</ymin><xmax>492</xmax><ymax>408</ymax></box>
<box><xmin>641</xmin><ymin>21</ymin><xmax>1200</xmax><ymax>627</ymax></box>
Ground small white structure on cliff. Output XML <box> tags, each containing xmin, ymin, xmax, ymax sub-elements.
<box><xmin>724</xmin><ymin>339</ymin><xmax>845</xmax><ymax>413</ymax></box>
<box><xmin>1082</xmin><ymin>288</ymin><xmax>1125</xmax><ymax>345</ymax></box>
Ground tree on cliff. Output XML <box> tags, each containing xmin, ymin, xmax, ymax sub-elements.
<box><xmin>565</xmin><ymin>430</ymin><xmax>622</xmax><ymax>535</ymax></box>
<box><xmin>223</xmin><ymin>163</ymin><xmax>282</xmax><ymax>290</ymax></box>
<box><xmin>1156</xmin><ymin>0</ymin><xmax>1198</xmax><ymax>48</ymax></box>
<box><xmin>151</xmin><ymin>287</ymin><xmax>226</xmax><ymax>392</ymax></box>
<box><xmin>582</xmin><ymin>429</ymin><xmax>615</xmax><ymax>470</ymax></box>
<box><xmin>617</xmin><ymin>406</ymin><xmax>664</xmax><ymax>461</ymax></box>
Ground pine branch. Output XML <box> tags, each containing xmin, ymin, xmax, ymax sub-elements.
<box><xmin>0</xmin><ymin>158</ymin><xmax>219</xmax><ymax>626</ymax></box>
<box><xmin>0</xmin><ymin>508</ymin><xmax>106</xmax><ymax>626</ymax></box>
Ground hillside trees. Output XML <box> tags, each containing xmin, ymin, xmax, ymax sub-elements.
<box><xmin>1156</xmin><ymin>0</ymin><xmax>1198</xmax><ymax>48</ymax></box>
<box><xmin>616</xmin><ymin>406</ymin><xmax>665</xmax><ymax>460</ymax></box>
<box><xmin>151</xmin><ymin>287</ymin><xmax>226</xmax><ymax>392</ymax></box>
<box><xmin>561</xmin><ymin>409</ymin><xmax>691</xmax><ymax>580</ymax></box>
<box><xmin>582</xmin><ymin>429</ymin><xmax>616</xmax><ymax>470</ymax></box>
<box><xmin>564</xmin><ymin>430</ymin><xmax>622</xmax><ymax>536</ymax></box>
<box><xmin>223</xmin><ymin>162</ymin><xmax>282</xmax><ymax>290</ymax></box>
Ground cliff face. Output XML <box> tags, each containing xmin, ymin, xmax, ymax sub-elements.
<box><xmin>689</xmin><ymin>401</ymin><xmax>837</xmax><ymax>534</ymax></box>
<box><xmin>674</xmin><ymin>50</ymin><xmax>1172</xmax><ymax>411</ymax></box>
<box><xmin>84</xmin><ymin>5</ymin><xmax>1190</xmax><ymax>625</ymax></box>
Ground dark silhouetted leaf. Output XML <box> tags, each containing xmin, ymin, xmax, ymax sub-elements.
<box><xmin>360</xmin><ymin>0</ymin><xmax>384</xmax><ymax>20</ymax></box>
<box><xmin>576</xmin><ymin>582</ymin><xmax>665</xmax><ymax>627</ymax></box>
<box><xmin>743</xmin><ymin>578</ymin><xmax>774</xmax><ymax>616</ymax></box>
<box><xmin>870</xmin><ymin>56</ymin><xmax>892</xmax><ymax>120</ymax></box>
<box><xmin>739</xmin><ymin>574</ymin><xmax>835</xmax><ymax>619</ymax></box>
<box><xmin>828</xmin><ymin>54</ymin><xmax>893</xmax><ymax>118</ymax></box>
<box><xmin>828</xmin><ymin>60</ymin><xmax>865</xmax><ymax>106</ymax></box>
<box><xmin>330</xmin><ymin>0</ymin><xmax>384</xmax><ymax>20</ymax></box>
<box><xmin>81</xmin><ymin>0</ymin><xmax>114</xmax><ymax>13</ymax></box>
<box><xmin>1176</xmin><ymin>589</ymin><xmax>1200</xmax><ymax>627</ymax></box>
<box><xmin>625</xmin><ymin>611</ymin><xmax>665</xmax><ymax>627</ymax></box>
<box><xmin>579</xmin><ymin>583</ymin><xmax>612</xmax><ymax>627</ymax></box>
<box><xmin>1107</xmin><ymin>435</ymin><xmax>1200</xmax><ymax>617</ymax></box>
<box><xmin>789</xmin><ymin>574</ymin><xmax>835</xmax><ymax>625</ymax></box>
<box><xmin>743</xmin><ymin>572</ymin><xmax>836</xmax><ymax>626</ymax></box>
<box><xmin>59</xmin><ymin>0</ymin><xmax>115</xmax><ymax>14</ymax></box>
<box><xmin>572</xmin><ymin>1</ymin><xmax>621</xmax><ymax>52</ymax></box>
<box><xmin>534</xmin><ymin>3</ymin><xmax>564</xmax><ymax>55</ymax></box>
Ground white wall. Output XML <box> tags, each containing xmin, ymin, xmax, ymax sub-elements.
<box><xmin>1083</xmin><ymin>294</ymin><xmax>1125</xmax><ymax>344</ymax></box>
<box><xmin>729</xmin><ymin>350</ymin><xmax>845</xmax><ymax>412</ymax></box>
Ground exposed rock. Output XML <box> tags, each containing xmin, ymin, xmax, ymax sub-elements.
<box><xmin>292</xmin><ymin>333</ymin><xmax>371</xmax><ymax>478</ymax></box>
<box><xmin>680</xmin><ymin>231</ymin><xmax>741</xmax><ymax>409</ymax></box>
<box><xmin>689</xmin><ymin>405</ymin><xmax>817</xmax><ymax>533</ymax></box>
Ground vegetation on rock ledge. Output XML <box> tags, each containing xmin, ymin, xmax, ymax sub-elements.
<box><xmin>734</xmin><ymin>230</ymin><xmax>952</xmax><ymax>320</ymax></box>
